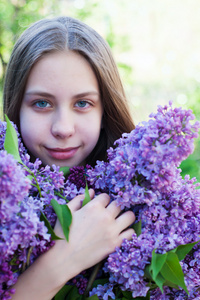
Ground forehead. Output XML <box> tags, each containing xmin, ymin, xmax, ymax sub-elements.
<box><xmin>25</xmin><ymin>50</ymin><xmax>100</xmax><ymax>95</ymax></box>
<box><xmin>31</xmin><ymin>50</ymin><xmax>93</xmax><ymax>76</ymax></box>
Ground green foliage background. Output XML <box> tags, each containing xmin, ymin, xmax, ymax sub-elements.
<box><xmin>0</xmin><ymin>0</ymin><xmax>200</xmax><ymax>181</ymax></box>
<box><xmin>0</xmin><ymin>0</ymin><xmax>134</xmax><ymax>115</ymax></box>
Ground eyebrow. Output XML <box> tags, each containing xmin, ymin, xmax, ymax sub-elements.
<box><xmin>24</xmin><ymin>91</ymin><xmax>54</xmax><ymax>98</ymax></box>
<box><xmin>72</xmin><ymin>91</ymin><xmax>100</xmax><ymax>99</ymax></box>
<box><xmin>24</xmin><ymin>90</ymin><xmax>100</xmax><ymax>99</ymax></box>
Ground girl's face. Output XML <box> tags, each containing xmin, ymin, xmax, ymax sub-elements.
<box><xmin>20</xmin><ymin>51</ymin><xmax>103</xmax><ymax>167</ymax></box>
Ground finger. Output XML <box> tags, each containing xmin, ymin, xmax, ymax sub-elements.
<box><xmin>106</xmin><ymin>200</ymin><xmax>122</xmax><ymax>218</ymax></box>
<box><xmin>67</xmin><ymin>194</ymin><xmax>85</xmax><ymax>211</ymax></box>
<box><xmin>116</xmin><ymin>210</ymin><xmax>135</xmax><ymax>229</ymax></box>
<box><xmin>68</xmin><ymin>189</ymin><xmax>95</xmax><ymax>211</ymax></box>
<box><xmin>119</xmin><ymin>228</ymin><xmax>135</xmax><ymax>243</ymax></box>
<box><xmin>88</xmin><ymin>189</ymin><xmax>95</xmax><ymax>200</ymax></box>
<box><xmin>90</xmin><ymin>193</ymin><xmax>110</xmax><ymax>207</ymax></box>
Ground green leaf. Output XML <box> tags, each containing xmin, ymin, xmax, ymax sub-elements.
<box><xmin>164</xmin><ymin>279</ymin><xmax>180</xmax><ymax>290</ymax></box>
<box><xmin>170</xmin><ymin>240</ymin><xmax>200</xmax><ymax>261</ymax></box>
<box><xmin>54</xmin><ymin>285</ymin><xmax>74</xmax><ymax>300</ymax></box>
<box><xmin>51</xmin><ymin>199</ymin><xmax>72</xmax><ymax>242</ymax></box>
<box><xmin>82</xmin><ymin>183</ymin><xmax>91</xmax><ymax>207</ymax></box>
<box><xmin>85</xmin><ymin>295</ymin><xmax>99</xmax><ymax>300</ymax></box>
<box><xmin>132</xmin><ymin>219</ymin><xmax>142</xmax><ymax>237</ymax></box>
<box><xmin>153</xmin><ymin>272</ymin><xmax>166</xmax><ymax>293</ymax></box>
<box><xmin>92</xmin><ymin>278</ymin><xmax>109</xmax><ymax>288</ymax></box>
<box><xmin>132</xmin><ymin>296</ymin><xmax>150</xmax><ymax>300</ymax></box>
<box><xmin>4</xmin><ymin>114</ymin><xmax>22</xmax><ymax>163</ymax></box>
<box><xmin>122</xmin><ymin>290</ymin><xmax>151</xmax><ymax>299</ymax></box>
<box><xmin>121</xmin><ymin>290</ymin><xmax>134</xmax><ymax>299</ymax></box>
<box><xmin>40</xmin><ymin>211</ymin><xmax>62</xmax><ymax>240</ymax></box>
<box><xmin>121</xmin><ymin>291</ymin><xmax>132</xmax><ymax>298</ymax></box>
<box><xmin>149</xmin><ymin>249</ymin><xmax>167</xmax><ymax>281</ymax></box>
<box><xmin>160</xmin><ymin>252</ymin><xmax>188</xmax><ymax>294</ymax></box>
<box><xmin>144</xmin><ymin>264</ymin><xmax>152</xmax><ymax>281</ymax></box>
<box><xmin>66</xmin><ymin>286</ymin><xmax>83</xmax><ymax>300</ymax></box>
<box><xmin>146</xmin><ymin>247</ymin><xmax>192</xmax><ymax>294</ymax></box>
<box><xmin>55</xmin><ymin>287</ymin><xmax>99</xmax><ymax>300</ymax></box>
<box><xmin>59</xmin><ymin>166</ymin><xmax>70</xmax><ymax>177</ymax></box>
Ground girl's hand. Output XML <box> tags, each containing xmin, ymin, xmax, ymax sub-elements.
<box><xmin>53</xmin><ymin>189</ymin><xmax>135</xmax><ymax>284</ymax></box>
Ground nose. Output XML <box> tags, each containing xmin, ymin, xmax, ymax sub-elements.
<box><xmin>51</xmin><ymin>110</ymin><xmax>75</xmax><ymax>138</ymax></box>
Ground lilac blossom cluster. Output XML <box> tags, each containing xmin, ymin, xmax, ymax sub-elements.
<box><xmin>1</xmin><ymin>102</ymin><xmax>200</xmax><ymax>300</ymax></box>
<box><xmin>71</xmin><ymin>271</ymin><xmax>89</xmax><ymax>295</ymax></box>
<box><xmin>0</xmin><ymin>150</ymin><xmax>52</xmax><ymax>299</ymax></box>
<box><xmin>88</xmin><ymin>103</ymin><xmax>200</xmax><ymax>299</ymax></box>
<box><xmin>67</xmin><ymin>165</ymin><xmax>94</xmax><ymax>190</ymax></box>
<box><xmin>0</xmin><ymin>121</ymin><xmax>84</xmax><ymax>299</ymax></box>
<box><xmin>88</xmin><ymin>103</ymin><xmax>199</xmax><ymax>208</ymax></box>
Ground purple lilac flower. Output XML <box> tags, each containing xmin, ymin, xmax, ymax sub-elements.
<box><xmin>0</xmin><ymin>119</ymin><xmax>94</xmax><ymax>299</ymax></box>
<box><xmin>0</xmin><ymin>122</ymin><xmax>70</xmax><ymax>299</ymax></box>
<box><xmin>88</xmin><ymin>102</ymin><xmax>200</xmax><ymax>209</ymax></box>
<box><xmin>1</xmin><ymin>102</ymin><xmax>200</xmax><ymax>300</ymax></box>
<box><xmin>87</xmin><ymin>103</ymin><xmax>200</xmax><ymax>299</ymax></box>
<box><xmin>89</xmin><ymin>283</ymin><xmax>115</xmax><ymax>300</ymax></box>
<box><xmin>70</xmin><ymin>272</ymin><xmax>89</xmax><ymax>295</ymax></box>
<box><xmin>0</xmin><ymin>122</ymin><xmax>7</xmax><ymax>150</ymax></box>
<box><xmin>102</xmin><ymin>176</ymin><xmax>200</xmax><ymax>298</ymax></box>
<box><xmin>67</xmin><ymin>165</ymin><xmax>94</xmax><ymax>190</ymax></box>
<box><xmin>0</xmin><ymin>151</ymin><xmax>51</xmax><ymax>298</ymax></box>
<box><xmin>0</xmin><ymin>150</ymin><xmax>30</xmax><ymax>222</ymax></box>
<box><xmin>103</xmin><ymin>233</ymin><xmax>153</xmax><ymax>297</ymax></box>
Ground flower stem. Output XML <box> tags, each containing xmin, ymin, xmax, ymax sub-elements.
<box><xmin>27</xmin><ymin>246</ymin><xmax>34</xmax><ymax>267</ymax></box>
<box><xmin>84</xmin><ymin>261</ymin><xmax>103</xmax><ymax>296</ymax></box>
<box><xmin>21</xmin><ymin>246</ymin><xmax>34</xmax><ymax>273</ymax></box>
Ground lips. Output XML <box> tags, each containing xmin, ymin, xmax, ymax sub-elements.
<box><xmin>45</xmin><ymin>146</ymin><xmax>79</xmax><ymax>160</ymax></box>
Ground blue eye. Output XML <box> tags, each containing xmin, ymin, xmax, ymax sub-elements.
<box><xmin>35</xmin><ymin>100</ymin><xmax>50</xmax><ymax>108</ymax></box>
<box><xmin>76</xmin><ymin>100</ymin><xmax>87</xmax><ymax>108</ymax></box>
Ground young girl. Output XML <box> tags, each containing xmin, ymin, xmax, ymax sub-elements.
<box><xmin>3</xmin><ymin>16</ymin><xmax>135</xmax><ymax>299</ymax></box>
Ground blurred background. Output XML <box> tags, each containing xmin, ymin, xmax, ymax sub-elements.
<box><xmin>0</xmin><ymin>0</ymin><xmax>200</xmax><ymax>179</ymax></box>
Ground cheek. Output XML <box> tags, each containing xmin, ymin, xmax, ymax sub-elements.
<box><xmin>83</xmin><ymin>122</ymin><xmax>101</xmax><ymax>149</ymax></box>
<box><xmin>20</xmin><ymin>113</ymin><xmax>40</xmax><ymax>151</ymax></box>
<box><xmin>20</xmin><ymin>122</ymin><xmax>35</xmax><ymax>151</ymax></box>
<box><xmin>81</xmin><ymin>114</ymin><xmax>102</xmax><ymax>136</ymax></box>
